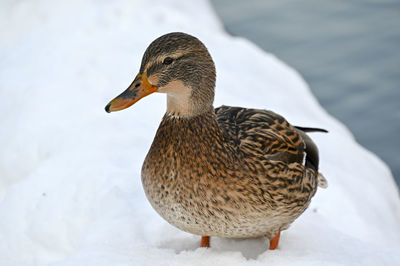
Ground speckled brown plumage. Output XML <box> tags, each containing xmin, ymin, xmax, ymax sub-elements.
<box><xmin>105</xmin><ymin>32</ymin><xmax>327</xmax><ymax>249</ymax></box>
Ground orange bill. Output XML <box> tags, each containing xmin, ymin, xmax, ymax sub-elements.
<box><xmin>105</xmin><ymin>72</ymin><xmax>157</xmax><ymax>113</ymax></box>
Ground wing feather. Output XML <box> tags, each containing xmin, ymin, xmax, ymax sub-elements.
<box><xmin>215</xmin><ymin>105</ymin><xmax>305</xmax><ymax>165</ymax></box>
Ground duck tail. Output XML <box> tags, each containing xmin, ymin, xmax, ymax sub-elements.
<box><xmin>295</xmin><ymin>126</ymin><xmax>328</xmax><ymax>133</ymax></box>
<box><xmin>317</xmin><ymin>173</ymin><xmax>328</xmax><ymax>188</ymax></box>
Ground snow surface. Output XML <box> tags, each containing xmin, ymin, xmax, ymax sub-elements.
<box><xmin>1</xmin><ymin>0</ymin><xmax>400</xmax><ymax>265</ymax></box>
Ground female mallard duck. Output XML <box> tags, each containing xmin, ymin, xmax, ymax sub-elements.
<box><xmin>105</xmin><ymin>32</ymin><xmax>327</xmax><ymax>250</ymax></box>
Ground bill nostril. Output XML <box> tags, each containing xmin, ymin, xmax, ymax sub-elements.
<box><xmin>135</xmin><ymin>82</ymin><xmax>141</xmax><ymax>88</ymax></box>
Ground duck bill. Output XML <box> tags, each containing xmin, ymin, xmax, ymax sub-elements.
<box><xmin>105</xmin><ymin>72</ymin><xmax>158</xmax><ymax>113</ymax></box>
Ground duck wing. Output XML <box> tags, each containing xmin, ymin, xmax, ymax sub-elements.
<box><xmin>215</xmin><ymin>105</ymin><xmax>328</xmax><ymax>208</ymax></box>
<box><xmin>215</xmin><ymin>105</ymin><xmax>308</xmax><ymax>168</ymax></box>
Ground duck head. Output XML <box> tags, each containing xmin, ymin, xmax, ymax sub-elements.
<box><xmin>105</xmin><ymin>32</ymin><xmax>216</xmax><ymax>117</ymax></box>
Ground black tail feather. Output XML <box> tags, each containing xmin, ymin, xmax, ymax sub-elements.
<box><xmin>295</xmin><ymin>126</ymin><xmax>328</xmax><ymax>133</ymax></box>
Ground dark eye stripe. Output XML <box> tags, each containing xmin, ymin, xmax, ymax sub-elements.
<box><xmin>146</xmin><ymin>55</ymin><xmax>185</xmax><ymax>76</ymax></box>
<box><xmin>147</xmin><ymin>62</ymin><xmax>163</xmax><ymax>76</ymax></box>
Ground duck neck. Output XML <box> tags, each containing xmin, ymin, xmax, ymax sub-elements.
<box><xmin>166</xmin><ymin>94</ymin><xmax>213</xmax><ymax>118</ymax></box>
<box><xmin>162</xmin><ymin>106</ymin><xmax>220</xmax><ymax>135</ymax></box>
<box><xmin>166</xmin><ymin>94</ymin><xmax>195</xmax><ymax>118</ymax></box>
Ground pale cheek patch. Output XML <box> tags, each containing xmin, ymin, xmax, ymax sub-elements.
<box><xmin>157</xmin><ymin>80</ymin><xmax>195</xmax><ymax>116</ymax></box>
<box><xmin>158</xmin><ymin>80</ymin><xmax>190</xmax><ymax>95</ymax></box>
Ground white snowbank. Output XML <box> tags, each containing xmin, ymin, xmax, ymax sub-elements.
<box><xmin>1</xmin><ymin>0</ymin><xmax>399</xmax><ymax>265</ymax></box>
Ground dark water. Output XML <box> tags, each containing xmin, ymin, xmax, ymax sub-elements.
<box><xmin>211</xmin><ymin>0</ymin><xmax>400</xmax><ymax>188</ymax></box>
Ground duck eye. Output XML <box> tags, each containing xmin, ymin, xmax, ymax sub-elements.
<box><xmin>163</xmin><ymin>57</ymin><xmax>173</xmax><ymax>65</ymax></box>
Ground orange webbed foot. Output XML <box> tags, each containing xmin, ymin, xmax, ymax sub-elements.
<box><xmin>200</xmin><ymin>236</ymin><xmax>210</xmax><ymax>248</ymax></box>
<box><xmin>269</xmin><ymin>231</ymin><xmax>280</xmax><ymax>250</ymax></box>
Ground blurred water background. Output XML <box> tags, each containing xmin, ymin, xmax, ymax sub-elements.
<box><xmin>211</xmin><ymin>0</ymin><xmax>400</xmax><ymax>188</ymax></box>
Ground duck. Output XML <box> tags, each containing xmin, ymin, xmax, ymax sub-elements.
<box><xmin>105</xmin><ymin>32</ymin><xmax>327</xmax><ymax>250</ymax></box>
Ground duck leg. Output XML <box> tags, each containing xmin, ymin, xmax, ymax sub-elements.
<box><xmin>269</xmin><ymin>231</ymin><xmax>280</xmax><ymax>250</ymax></box>
<box><xmin>200</xmin><ymin>236</ymin><xmax>210</xmax><ymax>248</ymax></box>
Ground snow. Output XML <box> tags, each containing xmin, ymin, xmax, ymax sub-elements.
<box><xmin>1</xmin><ymin>0</ymin><xmax>400</xmax><ymax>265</ymax></box>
